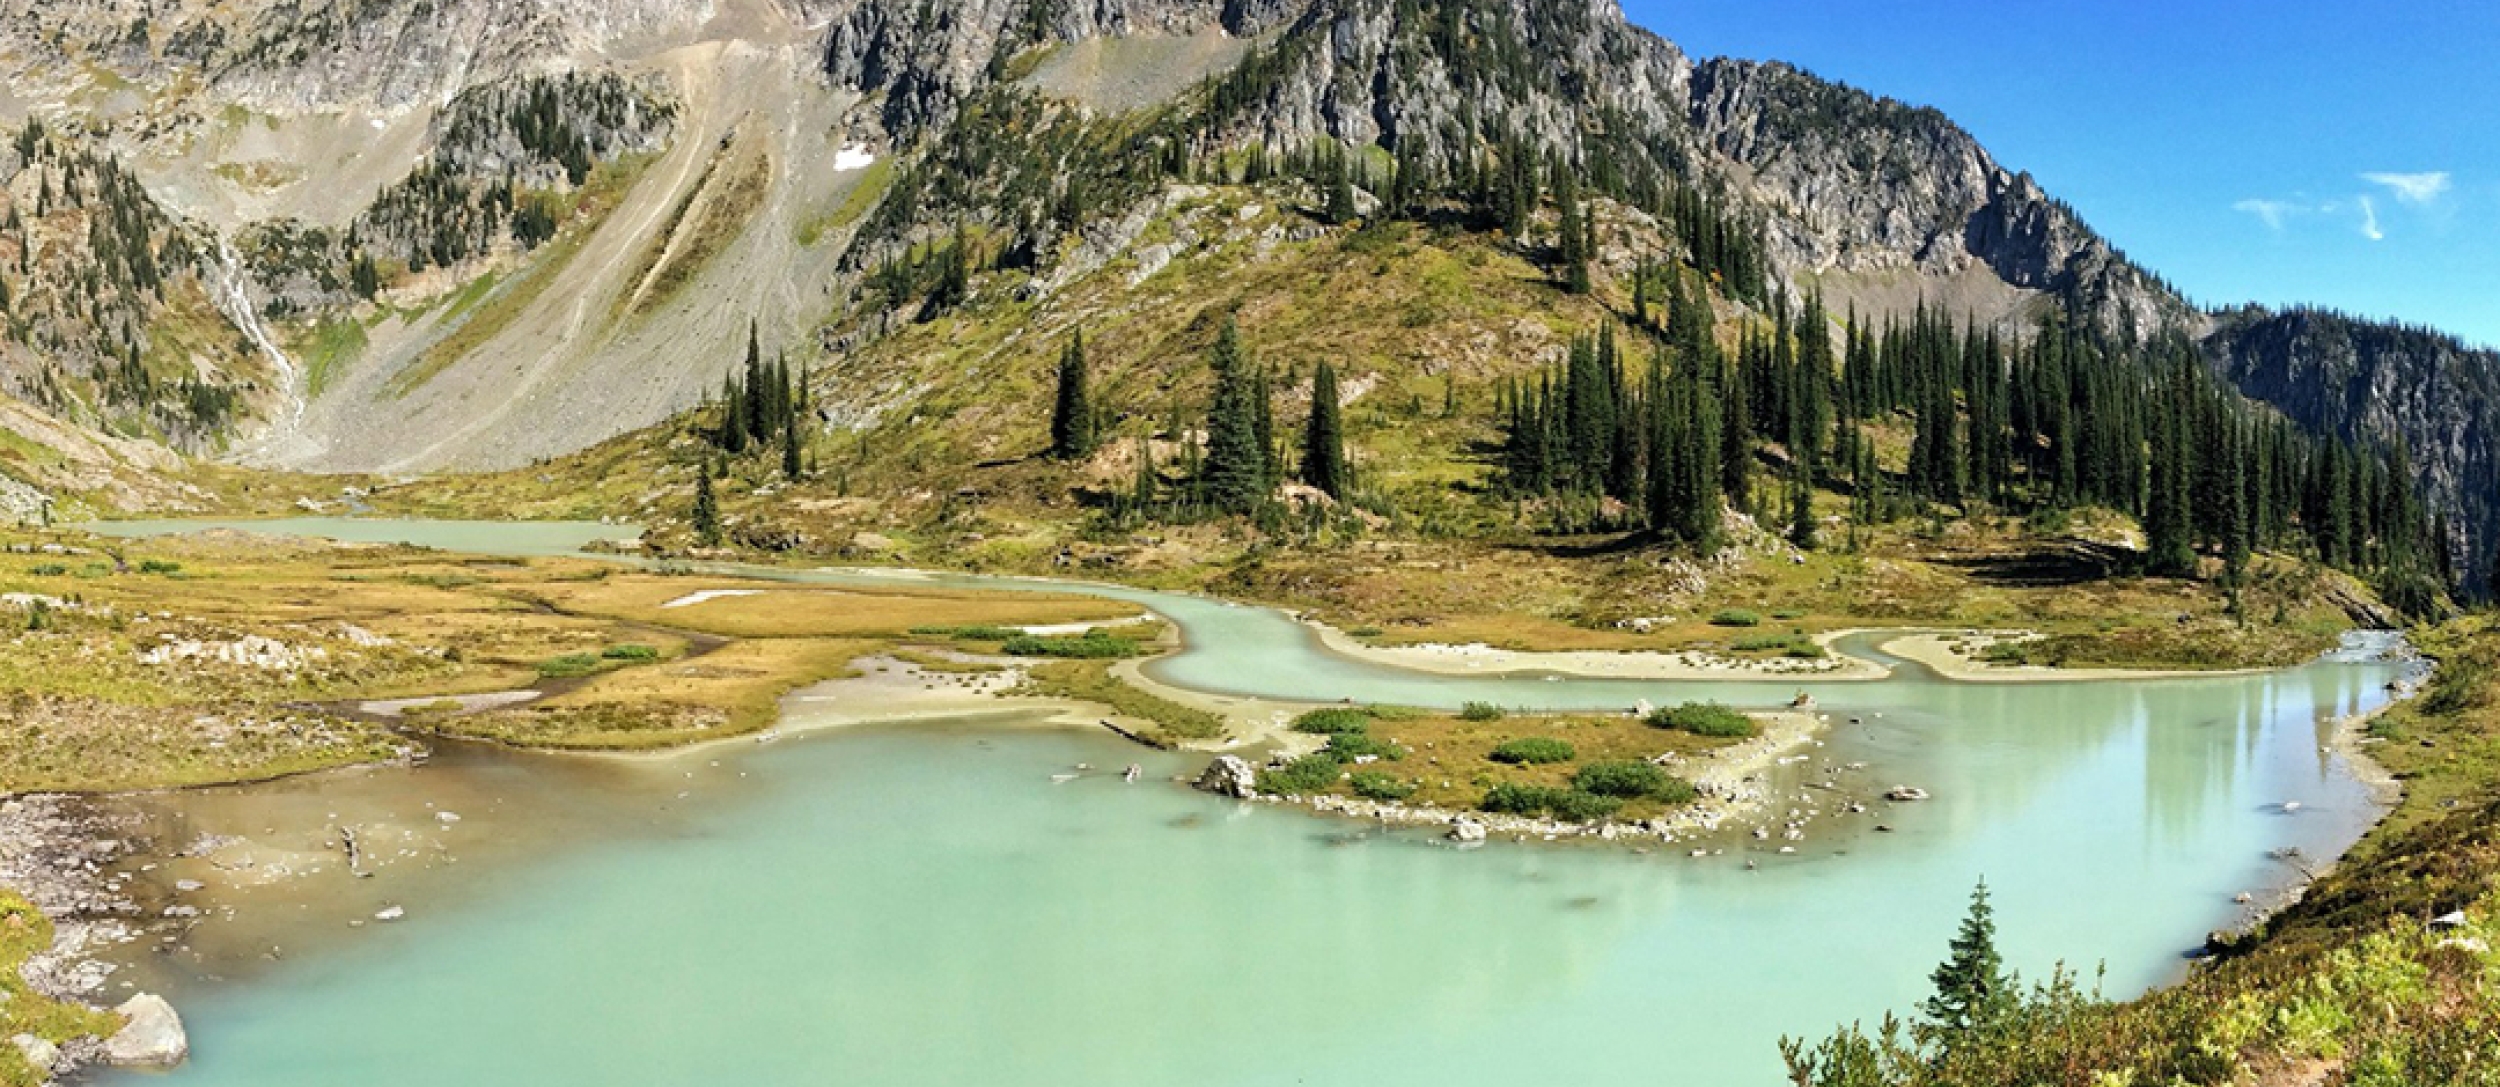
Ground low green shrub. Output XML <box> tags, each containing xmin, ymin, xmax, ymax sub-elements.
<box><xmin>1710</xmin><ymin>608</ymin><xmax>1763</xmax><ymax>628</ymax></box>
<box><xmin>1734</xmin><ymin>631</ymin><xmax>1829</xmax><ymax>659</ymax></box>
<box><xmin>1349</xmin><ymin>771</ymin><xmax>1417</xmax><ymax>801</ymax></box>
<box><xmin>1570</xmin><ymin>761</ymin><xmax>1700</xmax><ymax>804</ymax></box>
<box><xmin>911</xmin><ymin>624</ymin><xmax>1023</xmax><ymax>641</ymax></box>
<box><xmin>1001</xmin><ymin>630</ymin><xmax>1142</xmax><ymax>659</ymax></box>
<box><xmin>1572</xmin><ymin>760</ymin><xmax>1667</xmax><ymax>798</ymax></box>
<box><xmin>1257</xmin><ymin>754</ymin><xmax>1345</xmax><ymax>795</ymax></box>
<box><xmin>1481</xmin><ymin>783</ymin><xmax>1621</xmax><ymax>821</ymax></box>
<box><xmin>1458</xmin><ymin>701</ymin><xmax>1506</xmax><ymax>722</ymax></box>
<box><xmin>1649</xmin><ymin>776</ymin><xmax>1700</xmax><ymax>805</ymax></box>
<box><xmin>1480</xmin><ymin>782</ymin><xmax>1565</xmax><ymax>814</ymax></box>
<box><xmin>1325</xmin><ymin>733</ymin><xmax>1408</xmax><ymax>761</ymax></box>
<box><xmin>1362</xmin><ymin>704</ymin><xmax>1429</xmax><ymax>721</ymax></box>
<box><xmin>1646</xmin><ymin>702</ymin><xmax>1758</xmax><ymax>738</ymax></box>
<box><xmin>2423</xmin><ymin>654</ymin><xmax>2489</xmax><ymax>716</ymax></box>
<box><xmin>537</xmin><ymin>653</ymin><xmax>608</xmax><ymax>679</ymax></box>
<box><xmin>601</xmin><ymin>644</ymin><xmax>661</xmax><ymax>661</ymax></box>
<box><xmin>137</xmin><ymin>559</ymin><xmax>182</xmax><ymax>575</ymax></box>
<box><xmin>1488</xmin><ymin>737</ymin><xmax>1576</xmax><ymax>765</ymax></box>
<box><xmin>27</xmin><ymin>564</ymin><xmax>65</xmax><ymax>577</ymax></box>
<box><xmin>1292</xmin><ymin>708</ymin><xmax>1373</xmax><ymax>735</ymax></box>
<box><xmin>1549</xmin><ymin>789</ymin><xmax>1625</xmax><ymax>822</ymax></box>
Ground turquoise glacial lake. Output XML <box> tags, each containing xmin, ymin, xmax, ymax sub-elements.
<box><xmin>81</xmin><ymin>518</ymin><xmax>2406</xmax><ymax>1085</ymax></box>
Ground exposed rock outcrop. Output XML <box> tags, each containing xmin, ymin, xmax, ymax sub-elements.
<box><xmin>2204</xmin><ymin>305</ymin><xmax>2500</xmax><ymax>591</ymax></box>
<box><xmin>1193</xmin><ymin>755</ymin><xmax>1258</xmax><ymax>799</ymax></box>
<box><xmin>104</xmin><ymin>994</ymin><xmax>187</xmax><ymax>1067</ymax></box>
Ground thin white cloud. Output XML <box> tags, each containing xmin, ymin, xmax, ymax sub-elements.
<box><xmin>2233</xmin><ymin>198</ymin><xmax>2301</xmax><ymax>231</ymax></box>
<box><xmin>2362</xmin><ymin>171</ymin><xmax>2452</xmax><ymax>205</ymax></box>
<box><xmin>2359</xmin><ymin>195</ymin><xmax>2385</xmax><ymax>241</ymax></box>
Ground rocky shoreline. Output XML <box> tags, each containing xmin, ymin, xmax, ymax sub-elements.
<box><xmin>0</xmin><ymin>795</ymin><xmax>190</xmax><ymax>1082</ymax></box>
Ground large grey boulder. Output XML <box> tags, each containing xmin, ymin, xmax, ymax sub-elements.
<box><xmin>105</xmin><ymin>994</ymin><xmax>187</xmax><ymax>1067</ymax></box>
<box><xmin>1193</xmin><ymin>756</ymin><xmax>1257</xmax><ymax>799</ymax></box>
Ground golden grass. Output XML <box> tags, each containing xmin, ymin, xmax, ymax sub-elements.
<box><xmin>519</xmin><ymin>576</ymin><xmax>1133</xmax><ymax>638</ymax></box>
<box><xmin>0</xmin><ymin>526</ymin><xmax>1162</xmax><ymax>782</ymax></box>
<box><xmin>444</xmin><ymin>637</ymin><xmax>879</xmax><ymax>749</ymax></box>
<box><xmin>0</xmin><ymin>695</ymin><xmax>412</xmax><ymax>794</ymax></box>
<box><xmin>1019</xmin><ymin>659</ymin><xmax>1222</xmax><ymax>746</ymax></box>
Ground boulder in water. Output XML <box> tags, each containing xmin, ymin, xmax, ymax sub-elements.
<box><xmin>105</xmin><ymin>994</ymin><xmax>187</xmax><ymax>1067</ymax></box>
<box><xmin>1194</xmin><ymin>756</ymin><xmax>1258</xmax><ymax>799</ymax></box>
<box><xmin>1884</xmin><ymin>786</ymin><xmax>1931</xmax><ymax>802</ymax></box>
<box><xmin>1448</xmin><ymin>819</ymin><xmax>1488</xmax><ymax>844</ymax></box>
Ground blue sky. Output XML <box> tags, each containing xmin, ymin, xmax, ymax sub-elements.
<box><xmin>1625</xmin><ymin>1</ymin><xmax>2500</xmax><ymax>346</ymax></box>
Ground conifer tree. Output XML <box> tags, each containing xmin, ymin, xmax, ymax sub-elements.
<box><xmin>1253</xmin><ymin>364</ymin><xmax>1278</xmax><ymax>483</ymax></box>
<box><xmin>782</xmin><ymin>409</ymin><xmax>804</xmax><ymax>481</ymax></box>
<box><xmin>1302</xmin><ymin>360</ymin><xmax>1348</xmax><ymax>498</ymax></box>
<box><xmin>1200</xmin><ymin>316</ymin><xmax>1267</xmax><ymax>514</ymax></box>
<box><xmin>1132</xmin><ymin>437</ymin><xmax>1160</xmax><ymax>512</ymax></box>
<box><xmin>741</xmin><ymin>322</ymin><xmax>766</xmax><ymax>445</ymax></box>
<box><xmin>692</xmin><ymin>459</ymin><xmax>721</xmax><ymax>546</ymax></box>
<box><xmin>1556</xmin><ymin>174</ymin><xmax>1591</xmax><ymax>295</ymax></box>
<box><xmin>718</xmin><ymin>371</ymin><xmax>748</xmax><ymax>455</ymax></box>
<box><xmin>1921</xmin><ymin>880</ymin><xmax>2014</xmax><ymax>1045</ymax></box>
<box><xmin>1050</xmin><ymin>330</ymin><xmax>1096</xmax><ymax>461</ymax></box>
<box><xmin>1325</xmin><ymin>160</ymin><xmax>1360</xmax><ymax>226</ymax></box>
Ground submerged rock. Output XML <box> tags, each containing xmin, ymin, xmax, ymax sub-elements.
<box><xmin>105</xmin><ymin>994</ymin><xmax>187</xmax><ymax>1067</ymax></box>
<box><xmin>1884</xmin><ymin>786</ymin><xmax>1931</xmax><ymax>802</ymax></box>
<box><xmin>1193</xmin><ymin>756</ymin><xmax>1258</xmax><ymax>799</ymax></box>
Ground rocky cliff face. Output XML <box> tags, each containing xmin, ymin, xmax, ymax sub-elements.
<box><xmin>0</xmin><ymin>0</ymin><xmax>2490</xmax><ymax>567</ymax></box>
<box><xmin>2205</xmin><ymin>307</ymin><xmax>2500</xmax><ymax>586</ymax></box>
<box><xmin>819</xmin><ymin>0</ymin><xmax>2184</xmax><ymax>337</ymax></box>
<box><xmin>0</xmin><ymin>0</ymin><xmax>708</xmax><ymax>118</ymax></box>
<box><xmin>823</xmin><ymin>0</ymin><xmax>1309</xmax><ymax>135</ymax></box>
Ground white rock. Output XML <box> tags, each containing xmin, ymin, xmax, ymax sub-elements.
<box><xmin>1192</xmin><ymin>756</ymin><xmax>1258</xmax><ymax>799</ymax></box>
<box><xmin>11</xmin><ymin>1034</ymin><xmax>61</xmax><ymax>1075</ymax></box>
<box><xmin>1447</xmin><ymin>819</ymin><xmax>1488</xmax><ymax>844</ymax></box>
<box><xmin>375</xmin><ymin>906</ymin><xmax>405</xmax><ymax>923</ymax></box>
<box><xmin>105</xmin><ymin>994</ymin><xmax>187</xmax><ymax>1066</ymax></box>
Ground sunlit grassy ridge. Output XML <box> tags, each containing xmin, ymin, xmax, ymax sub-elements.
<box><xmin>351</xmin><ymin>182</ymin><xmax>2392</xmax><ymax>674</ymax></box>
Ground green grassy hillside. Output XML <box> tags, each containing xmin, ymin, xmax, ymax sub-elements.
<box><xmin>359</xmin><ymin>178</ymin><xmax>2411</xmax><ymax>671</ymax></box>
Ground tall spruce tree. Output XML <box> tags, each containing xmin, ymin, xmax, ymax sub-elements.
<box><xmin>781</xmin><ymin>410</ymin><xmax>804</xmax><ymax>481</ymax></box>
<box><xmin>1131</xmin><ymin>437</ymin><xmax>1159</xmax><ymax>512</ymax></box>
<box><xmin>1302</xmin><ymin>360</ymin><xmax>1349</xmax><ymax>498</ymax></box>
<box><xmin>692</xmin><ymin>459</ymin><xmax>721</xmax><ymax>546</ymax></box>
<box><xmin>1921</xmin><ymin>880</ymin><xmax>2013</xmax><ymax>1045</ymax></box>
<box><xmin>1050</xmin><ymin>330</ymin><xmax>1096</xmax><ymax>460</ymax></box>
<box><xmin>1200</xmin><ymin>316</ymin><xmax>1268</xmax><ymax>514</ymax></box>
